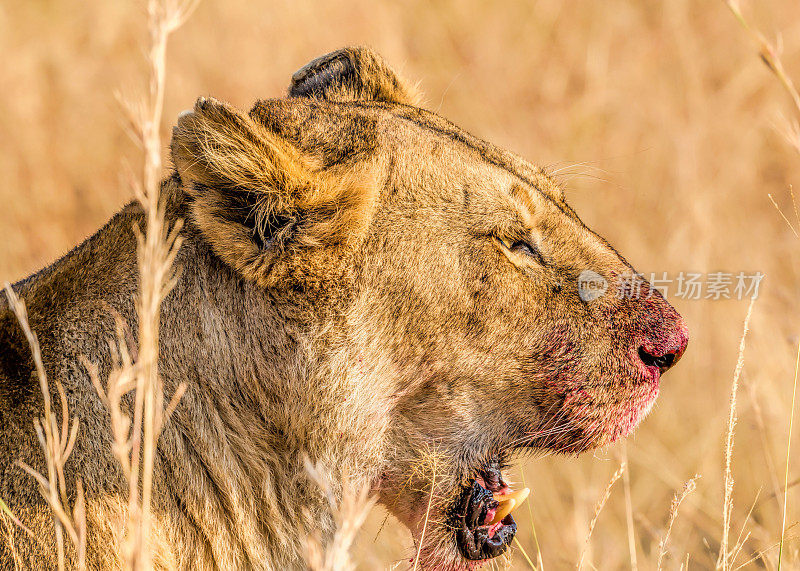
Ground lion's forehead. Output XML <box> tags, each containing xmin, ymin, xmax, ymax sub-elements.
<box><xmin>248</xmin><ymin>97</ymin><xmax>625</xmax><ymax>272</ymax></box>
<box><xmin>248</xmin><ymin>98</ymin><xmax>624</xmax><ymax>270</ymax></box>
<box><xmin>251</xmin><ymin>97</ymin><xmax>565</xmax><ymax>201</ymax></box>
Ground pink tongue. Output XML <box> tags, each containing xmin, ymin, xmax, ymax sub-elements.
<box><xmin>483</xmin><ymin>506</ymin><xmax>497</xmax><ymax>526</ymax></box>
<box><xmin>486</xmin><ymin>521</ymin><xmax>504</xmax><ymax>539</ymax></box>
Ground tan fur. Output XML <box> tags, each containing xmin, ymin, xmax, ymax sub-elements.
<box><xmin>289</xmin><ymin>46</ymin><xmax>422</xmax><ymax>106</ymax></box>
<box><xmin>171</xmin><ymin>96</ymin><xmax>379</xmax><ymax>289</ymax></box>
<box><xmin>0</xmin><ymin>47</ymin><xmax>687</xmax><ymax>570</ymax></box>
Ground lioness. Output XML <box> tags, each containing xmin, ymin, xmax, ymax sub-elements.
<box><xmin>0</xmin><ymin>47</ymin><xmax>688</xmax><ymax>569</ymax></box>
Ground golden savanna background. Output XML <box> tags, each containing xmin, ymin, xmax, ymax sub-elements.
<box><xmin>2</xmin><ymin>1</ymin><xmax>800</xmax><ymax>568</ymax></box>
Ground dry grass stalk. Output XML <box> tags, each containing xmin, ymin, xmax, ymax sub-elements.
<box><xmin>513</xmin><ymin>537</ymin><xmax>537</xmax><ymax>570</ymax></box>
<box><xmin>411</xmin><ymin>459</ymin><xmax>437</xmax><ymax>571</ymax></box>
<box><xmin>304</xmin><ymin>461</ymin><xmax>376</xmax><ymax>571</ymax></box>
<box><xmin>0</xmin><ymin>496</ymin><xmax>35</xmax><ymax>544</ymax></box>
<box><xmin>778</xmin><ymin>341</ymin><xmax>800</xmax><ymax>570</ymax></box>
<box><xmin>768</xmin><ymin>189</ymin><xmax>800</xmax><ymax>238</ymax></box>
<box><xmin>745</xmin><ymin>380</ymin><xmax>783</xmax><ymax>504</ymax></box>
<box><xmin>620</xmin><ymin>445</ymin><xmax>638</xmax><ymax>571</ymax></box>
<box><xmin>519</xmin><ymin>468</ymin><xmax>543</xmax><ymax>569</ymax></box>
<box><xmin>726</xmin><ymin>8</ymin><xmax>800</xmax><ymax>562</ymax></box>
<box><xmin>729</xmin><ymin>487</ymin><xmax>761</xmax><ymax>566</ymax></box>
<box><xmin>656</xmin><ymin>474</ymin><xmax>700</xmax><ymax>570</ymax></box>
<box><xmin>717</xmin><ymin>297</ymin><xmax>756</xmax><ymax>570</ymax></box>
<box><xmin>87</xmin><ymin>1</ymin><xmax>196</xmax><ymax>568</ymax></box>
<box><xmin>576</xmin><ymin>462</ymin><xmax>625</xmax><ymax>570</ymax></box>
<box><xmin>2</xmin><ymin>284</ymin><xmax>86</xmax><ymax>570</ymax></box>
<box><xmin>725</xmin><ymin>1</ymin><xmax>800</xmax><ymax>153</ymax></box>
<box><xmin>733</xmin><ymin>526</ymin><xmax>800</xmax><ymax>570</ymax></box>
<box><xmin>724</xmin><ymin>6</ymin><xmax>800</xmax><ymax>568</ymax></box>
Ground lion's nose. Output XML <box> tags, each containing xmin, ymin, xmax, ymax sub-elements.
<box><xmin>638</xmin><ymin>327</ymin><xmax>688</xmax><ymax>374</ymax></box>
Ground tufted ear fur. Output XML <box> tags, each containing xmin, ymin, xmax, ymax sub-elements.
<box><xmin>170</xmin><ymin>97</ymin><xmax>377</xmax><ymax>288</ymax></box>
<box><xmin>289</xmin><ymin>46</ymin><xmax>422</xmax><ymax>106</ymax></box>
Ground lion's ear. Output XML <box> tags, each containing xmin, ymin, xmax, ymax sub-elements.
<box><xmin>170</xmin><ymin>97</ymin><xmax>376</xmax><ymax>287</ymax></box>
<box><xmin>288</xmin><ymin>46</ymin><xmax>422</xmax><ymax>107</ymax></box>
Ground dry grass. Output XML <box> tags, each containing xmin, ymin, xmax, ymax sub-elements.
<box><xmin>657</xmin><ymin>475</ymin><xmax>700</xmax><ymax>570</ymax></box>
<box><xmin>411</xmin><ymin>461</ymin><xmax>436</xmax><ymax>571</ymax></box>
<box><xmin>725</xmin><ymin>5</ymin><xmax>800</xmax><ymax>569</ymax></box>
<box><xmin>718</xmin><ymin>297</ymin><xmax>756</xmax><ymax>570</ymax></box>
<box><xmin>779</xmin><ymin>341</ymin><xmax>799</xmax><ymax>569</ymax></box>
<box><xmin>621</xmin><ymin>445</ymin><xmax>638</xmax><ymax>571</ymax></box>
<box><xmin>2</xmin><ymin>1</ymin><xmax>193</xmax><ymax>569</ymax></box>
<box><xmin>104</xmin><ymin>2</ymin><xmax>193</xmax><ymax>567</ymax></box>
<box><xmin>3</xmin><ymin>0</ymin><xmax>800</xmax><ymax>569</ymax></box>
<box><xmin>304</xmin><ymin>461</ymin><xmax>377</xmax><ymax>571</ymax></box>
<box><xmin>2</xmin><ymin>284</ymin><xmax>86</xmax><ymax>570</ymax></box>
<box><xmin>577</xmin><ymin>463</ymin><xmax>626</xmax><ymax>570</ymax></box>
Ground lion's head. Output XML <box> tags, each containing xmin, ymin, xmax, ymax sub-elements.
<box><xmin>170</xmin><ymin>47</ymin><xmax>687</xmax><ymax>569</ymax></box>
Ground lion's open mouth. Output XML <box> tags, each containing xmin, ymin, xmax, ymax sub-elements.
<box><xmin>450</xmin><ymin>463</ymin><xmax>529</xmax><ymax>561</ymax></box>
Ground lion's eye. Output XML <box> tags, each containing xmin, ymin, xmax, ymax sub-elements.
<box><xmin>509</xmin><ymin>241</ymin><xmax>544</xmax><ymax>263</ymax></box>
<box><xmin>496</xmin><ymin>236</ymin><xmax>546</xmax><ymax>266</ymax></box>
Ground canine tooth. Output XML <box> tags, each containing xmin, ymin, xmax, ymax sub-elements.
<box><xmin>496</xmin><ymin>487</ymin><xmax>530</xmax><ymax>507</ymax></box>
<box><xmin>489</xmin><ymin>499</ymin><xmax>516</xmax><ymax>525</ymax></box>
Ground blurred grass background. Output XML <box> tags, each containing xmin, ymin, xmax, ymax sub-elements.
<box><xmin>2</xmin><ymin>1</ymin><xmax>800</xmax><ymax>568</ymax></box>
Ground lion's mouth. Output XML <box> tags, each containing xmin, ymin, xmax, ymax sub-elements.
<box><xmin>450</xmin><ymin>463</ymin><xmax>529</xmax><ymax>561</ymax></box>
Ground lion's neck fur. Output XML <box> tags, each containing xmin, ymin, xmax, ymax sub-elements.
<box><xmin>148</xmin><ymin>214</ymin><xmax>391</xmax><ymax>568</ymax></box>
<box><xmin>5</xmin><ymin>194</ymin><xmax>393</xmax><ymax>569</ymax></box>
